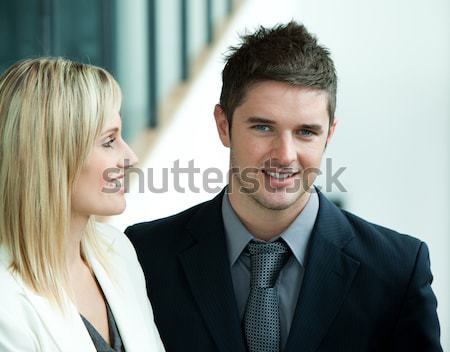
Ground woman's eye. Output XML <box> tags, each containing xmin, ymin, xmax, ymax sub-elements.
<box><xmin>102</xmin><ymin>138</ymin><xmax>116</xmax><ymax>148</ymax></box>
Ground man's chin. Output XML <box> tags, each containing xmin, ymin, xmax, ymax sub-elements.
<box><xmin>249</xmin><ymin>190</ymin><xmax>307</xmax><ymax>211</ymax></box>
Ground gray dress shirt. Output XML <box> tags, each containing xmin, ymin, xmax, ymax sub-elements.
<box><xmin>221</xmin><ymin>190</ymin><xmax>319</xmax><ymax>349</ymax></box>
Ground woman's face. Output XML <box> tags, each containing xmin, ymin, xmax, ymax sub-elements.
<box><xmin>71</xmin><ymin>111</ymin><xmax>138</xmax><ymax>219</ymax></box>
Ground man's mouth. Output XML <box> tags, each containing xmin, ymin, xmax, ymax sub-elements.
<box><xmin>261</xmin><ymin>169</ymin><xmax>300</xmax><ymax>188</ymax></box>
<box><xmin>263</xmin><ymin>171</ymin><xmax>297</xmax><ymax>179</ymax></box>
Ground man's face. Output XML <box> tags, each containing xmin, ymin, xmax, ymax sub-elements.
<box><xmin>214</xmin><ymin>80</ymin><xmax>336</xmax><ymax>212</ymax></box>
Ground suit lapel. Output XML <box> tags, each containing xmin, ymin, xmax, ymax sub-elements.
<box><xmin>178</xmin><ymin>191</ymin><xmax>246</xmax><ymax>352</ymax></box>
<box><xmin>285</xmin><ymin>192</ymin><xmax>360</xmax><ymax>352</ymax></box>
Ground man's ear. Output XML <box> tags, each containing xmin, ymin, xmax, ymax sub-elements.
<box><xmin>214</xmin><ymin>104</ymin><xmax>231</xmax><ymax>147</ymax></box>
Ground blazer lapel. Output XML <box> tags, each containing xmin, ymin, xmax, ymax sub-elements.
<box><xmin>87</xmin><ymin>238</ymin><xmax>149</xmax><ymax>352</ymax></box>
<box><xmin>178</xmin><ymin>191</ymin><xmax>246</xmax><ymax>352</ymax></box>
<box><xmin>285</xmin><ymin>192</ymin><xmax>360</xmax><ymax>352</ymax></box>
<box><xmin>18</xmin><ymin>278</ymin><xmax>95</xmax><ymax>352</ymax></box>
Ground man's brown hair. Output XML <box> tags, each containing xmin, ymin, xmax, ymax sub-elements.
<box><xmin>219</xmin><ymin>21</ymin><xmax>337</xmax><ymax>127</ymax></box>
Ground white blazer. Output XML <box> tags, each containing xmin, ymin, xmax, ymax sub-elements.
<box><xmin>0</xmin><ymin>222</ymin><xmax>165</xmax><ymax>352</ymax></box>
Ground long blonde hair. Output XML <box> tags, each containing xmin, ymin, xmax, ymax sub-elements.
<box><xmin>0</xmin><ymin>58</ymin><xmax>121</xmax><ymax>308</ymax></box>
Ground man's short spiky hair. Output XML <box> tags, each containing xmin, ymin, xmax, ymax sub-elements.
<box><xmin>219</xmin><ymin>21</ymin><xmax>337</xmax><ymax>126</ymax></box>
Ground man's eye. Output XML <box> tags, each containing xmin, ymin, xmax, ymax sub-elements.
<box><xmin>299</xmin><ymin>129</ymin><xmax>314</xmax><ymax>137</ymax></box>
<box><xmin>102</xmin><ymin>138</ymin><xmax>116</xmax><ymax>148</ymax></box>
<box><xmin>252</xmin><ymin>125</ymin><xmax>271</xmax><ymax>132</ymax></box>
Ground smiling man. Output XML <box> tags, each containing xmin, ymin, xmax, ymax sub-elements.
<box><xmin>216</xmin><ymin>81</ymin><xmax>335</xmax><ymax>240</ymax></box>
<box><xmin>126</xmin><ymin>22</ymin><xmax>442</xmax><ymax>352</ymax></box>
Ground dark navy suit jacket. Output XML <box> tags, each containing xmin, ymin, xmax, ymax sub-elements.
<box><xmin>126</xmin><ymin>190</ymin><xmax>442</xmax><ymax>352</ymax></box>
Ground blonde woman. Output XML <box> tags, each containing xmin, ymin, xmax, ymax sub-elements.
<box><xmin>0</xmin><ymin>58</ymin><xmax>165</xmax><ymax>352</ymax></box>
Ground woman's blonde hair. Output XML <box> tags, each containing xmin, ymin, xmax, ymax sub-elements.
<box><xmin>0</xmin><ymin>57</ymin><xmax>121</xmax><ymax>308</ymax></box>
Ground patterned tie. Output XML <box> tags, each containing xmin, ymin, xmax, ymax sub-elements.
<box><xmin>243</xmin><ymin>240</ymin><xmax>290</xmax><ymax>352</ymax></box>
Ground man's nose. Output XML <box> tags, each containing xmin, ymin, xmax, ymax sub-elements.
<box><xmin>270</xmin><ymin>134</ymin><xmax>297</xmax><ymax>166</ymax></box>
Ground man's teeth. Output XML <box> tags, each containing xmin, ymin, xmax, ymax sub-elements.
<box><xmin>266</xmin><ymin>171</ymin><xmax>293</xmax><ymax>179</ymax></box>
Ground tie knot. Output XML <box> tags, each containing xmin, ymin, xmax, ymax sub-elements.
<box><xmin>247</xmin><ymin>240</ymin><xmax>290</xmax><ymax>288</ymax></box>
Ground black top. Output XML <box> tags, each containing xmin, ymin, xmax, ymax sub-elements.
<box><xmin>81</xmin><ymin>301</ymin><xmax>125</xmax><ymax>352</ymax></box>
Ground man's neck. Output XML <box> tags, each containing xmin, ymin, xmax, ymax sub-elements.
<box><xmin>227</xmin><ymin>190</ymin><xmax>310</xmax><ymax>241</ymax></box>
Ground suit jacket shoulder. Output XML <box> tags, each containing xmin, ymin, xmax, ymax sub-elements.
<box><xmin>126</xmin><ymin>201</ymin><xmax>207</xmax><ymax>240</ymax></box>
<box><xmin>340</xmin><ymin>209</ymin><xmax>423</xmax><ymax>275</ymax></box>
<box><xmin>126</xmin><ymin>197</ymin><xmax>218</xmax><ymax>258</ymax></box>
<box><xmin>305</xmin><ymin>194</ymin><xmax>442</xmax><ymax>351</ymax></box>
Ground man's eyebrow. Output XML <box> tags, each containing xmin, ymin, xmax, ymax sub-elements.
<box><xmin>100</xmin><ymin>127</ymin><xmax>119</xmax><ymax>137</ymax></box>
<box><xmin>302</xmin><ymin>124</ymin><xmax>324</xmax><ymax>132</ymax></box>
<box><xmin>245</xmin><ymin>117</ymin><xmax>275</xmax><ymax>124</ymax></box>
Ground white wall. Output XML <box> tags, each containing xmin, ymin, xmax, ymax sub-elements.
<box><xmin>111</xmin><ymin>0</ymin><xmax>450</xmax><ymax>347</ymax></box>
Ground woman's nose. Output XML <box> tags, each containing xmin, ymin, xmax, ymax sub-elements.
<box><xmin>118</xmin><ymin>142</ymin><xmax>138</xmax><ymax>168</ymax></box>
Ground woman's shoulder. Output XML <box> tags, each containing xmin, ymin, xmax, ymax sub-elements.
<box><xmin>95</xmin><ymin>222</ymin><xmax>130</xmax><ymax>247</ymax></box>
<box><xmin>0</xmin><ymin>272</ymin><xmax>39</xmax><ymax>351</ymax></box>
<box><xmin>93</xmin><ymin>222</ymin><xmax>139</xmax><ymax>263</ymax></box>
<box><xmin>0</xmin><ymin>247</ymin><xmax>24</xmax><ymax>298</ymax></box>
<box><xmin>0</xmin><ymin>247</ymin><xmax>39</xmax><ymax>329</ymax></box>
<box><xmin>94</xmin><ymin>221</ymin><xmax>125</xmax><ymax>239</ymax></box>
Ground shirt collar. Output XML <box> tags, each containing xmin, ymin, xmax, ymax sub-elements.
<box><xmin>221</xmin><ymin>192</ymin><xmax>254</xmax><ymax>266</ymax></box>
<box><xmin>221</xmin><ymin>188</ymin><xmax>319</xmax><ymax>267</ymax></box>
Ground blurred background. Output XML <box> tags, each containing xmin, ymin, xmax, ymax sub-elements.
<box><xmin>1</xmin><ymin>0</ymin><xmax>449</xmax><ymax>348</ymax></box>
